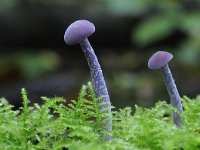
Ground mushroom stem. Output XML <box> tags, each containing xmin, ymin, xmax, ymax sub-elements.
<box><xmin>79</xmin><ymin>38</ymin><xmax>112</xmax><ymax>140</ymax></box>
<box><xmin>161</xmin><ymin>64</ymin><xmax>183</xmax><ymax>127</ymax></box>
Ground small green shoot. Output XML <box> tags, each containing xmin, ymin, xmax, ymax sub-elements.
<box><xmin>0</xmin><ymin>83</ymin><xmax>200</xmax><ymax>149</ymax></box>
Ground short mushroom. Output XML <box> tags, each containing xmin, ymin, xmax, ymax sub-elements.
<box><xmin>148</xmin><ymin>51</ymin><xmax>183</xmax><ymax>127</ymax></box>
<box><xmin>64</xmin><ymin>20</ymin><xmax>112</xmax><ymax>140</ymax></box>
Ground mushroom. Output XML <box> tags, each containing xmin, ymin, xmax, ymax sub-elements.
<box><xmin>64</xmin><ymin>20</ymin><xmax>112</xmax><ymax>140</ymax></box>
<box><xmin>148</xmin><ymin>51</ymin><xmax>183</xmax><ymax>127</ymax></box>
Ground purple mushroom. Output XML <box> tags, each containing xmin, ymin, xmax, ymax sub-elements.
<box><xmin>64</xmin><ymin>20</ymin><xmax>112</xmax><ymax>140</ymax></box>
<box><xmin>148</xmin><ymin>51</ymin><xmax>183</xmax><ymax>127</ymax></box>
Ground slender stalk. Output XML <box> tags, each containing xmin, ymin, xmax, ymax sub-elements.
<box><xmin>161</xmin><ymin>64</ymin><xmax>183</xmax><ymax>127</ymax></box>
<box><xmin>80</xmin><ymin>38</ymin><xmax>112</xmax><ymax>140</ymax></box>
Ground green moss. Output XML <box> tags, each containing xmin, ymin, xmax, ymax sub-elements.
<box><xmin>0</xmin><ymin>82</ymin><xmax>200</xmax><ymax>149</ymax></box>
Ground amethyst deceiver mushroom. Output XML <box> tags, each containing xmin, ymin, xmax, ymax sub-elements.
<box><xmin>64</xmin><ymin>20</ymin><xmax>112</xmax><ymax>140</ymax></box>
<box><xmin>148</xmin><ymin>51</ymin><xmax>183</xmax><ymax>127</ymax></box>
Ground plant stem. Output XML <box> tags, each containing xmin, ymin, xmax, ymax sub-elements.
<box><xmin>80</xmin><ymin>38</ymin><xmax>112</xmax><ymax>140</ymax></box>
<box><xmin>161</xmin><ymin>64</ymin><xmax>183</xmax><ymax>127</ymax></box>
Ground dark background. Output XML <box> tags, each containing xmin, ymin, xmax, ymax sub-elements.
<box><xmin>0</xmin><ymin>0</ymin><xmax>200</xmax><ymax>109</ymax></box>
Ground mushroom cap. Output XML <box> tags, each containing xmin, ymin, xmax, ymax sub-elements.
<box><xmin>64</xmin><ymin>20</ymin><xmax>95</xmax><ymax>45</ymax></box>
<box><xmin>148</xmin><ymin>51</ymin><xmax>173</xmax><ymax>69</ymax></box>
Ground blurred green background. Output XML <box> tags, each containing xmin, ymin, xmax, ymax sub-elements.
<box><xmin>0</xmin><ymin>0</ymin><xmax>200</xmax><ymax>108</ymax></box>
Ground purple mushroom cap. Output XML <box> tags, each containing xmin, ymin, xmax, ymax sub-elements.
<box><xmin>148</xmin><ymin>51</ymin><xmax>173</xmax><ymax>69</ymax></box>
<box><xmin>64</xmin><ymin>20</ymin><xmax>95</xmax><ymax>45</ymax></box>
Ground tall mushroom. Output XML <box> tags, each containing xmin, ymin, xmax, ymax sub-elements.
<box><xmin>64</xmin><ymin>20</ymin><xmax>112</xmax><ymax>140</ymax></box>
<box><xmin>148</xmin><ymin>51</ymin><xmax>183</xmax><ymax>127</ymax></box>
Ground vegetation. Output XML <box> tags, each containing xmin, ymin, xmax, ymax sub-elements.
<box><xmin>0</xmin><ymin>82</ymin><xmax>200</xmax><ymax>149</ymax></box>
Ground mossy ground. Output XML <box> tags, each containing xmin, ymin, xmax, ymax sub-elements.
<box><xmin>0</xmin><ymin>82</ymin><xmax>200</xmax><ymax>150</ymax></box>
